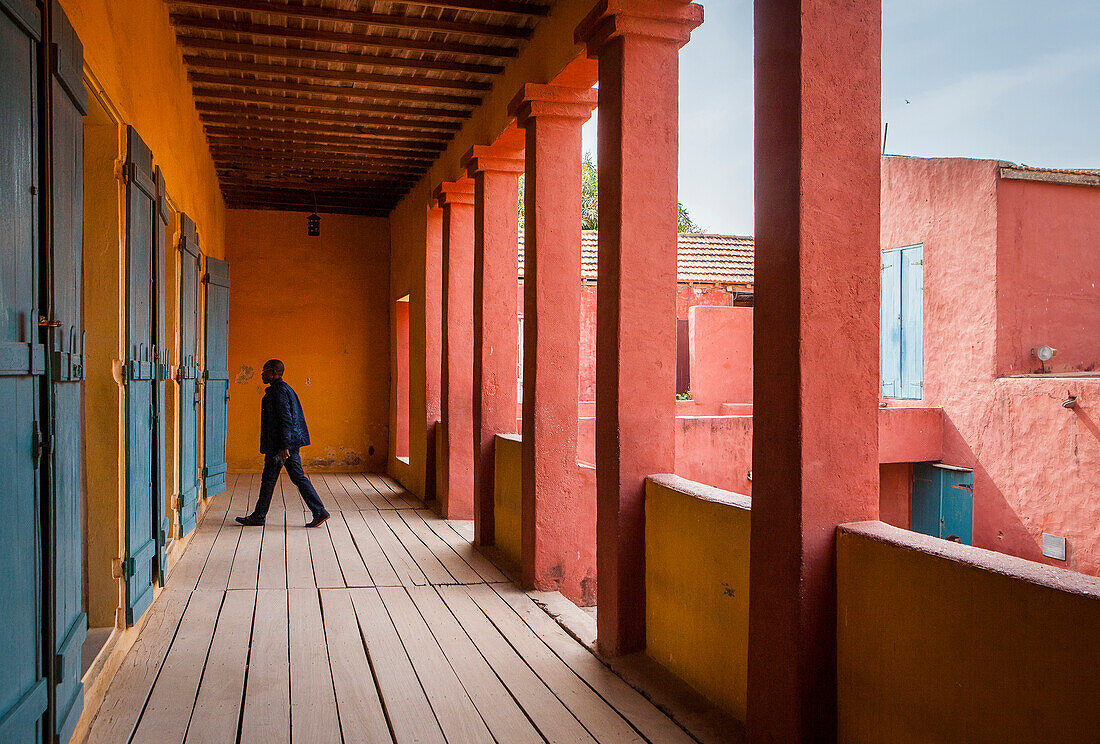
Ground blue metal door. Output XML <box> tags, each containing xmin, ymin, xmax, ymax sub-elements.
<box><xmin>46</xmin><ymin>5</ymin><xmax>88</xmax><ymax>741</ymax></box>
<box><xmin>203</xmin><ymin>257</ymin><xmax>230</xmax><ymax>497</ymax></box>
<box><xmin>0</xmin><ymin>2</ymin><xmax>48</xmax><ymax>741</ymax></box>
<box><xmin>911</xmin><ymin>463</ymin><xmax>973</xmax><ymax>545</ymax></box>
<box><xmin>124</xmin><ymin>127</ymin><xmax>160</xmax><ymax>625</ymax></box>
<box><xmin>940</xmin><ymin>467</ymin><xmax>974</xmax><ymax>545</ymax></box>
<box><xmin>177</xmin><ymin>215</ymin><xmax>202</xmax><ymax>534</ymax></box>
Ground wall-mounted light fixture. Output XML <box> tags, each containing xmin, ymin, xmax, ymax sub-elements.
<box><xmin>1062</xmin><ymin>394</ymin><xmax>1078</xmax><ymax>409</ymax></box>
<box><xmin>307</xmin><ymin>190</ymin><xmax>320</xmax><ymax>236</ymax></box>
<box><xmin>1033</xmin><ymin>344</ymin><xmax>1057</xmax><ymax>372</ymax></box>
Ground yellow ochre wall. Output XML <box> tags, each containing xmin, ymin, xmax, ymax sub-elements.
<box><xmin>493</xmin><ymin>434</ymin><xmax>524</xmax><ymax>571</ymax></box>
<box><xmin>226</xmin><ymin>209</ymin><xmax>391</xmax><ymax>473</ymax></box>
<box><xmin>60</xmin><ymin>0</ymin><xmax>225</xmax><ymax>259</ymax></box>
<box><xmin>645</xmin><ymin>475</ymin><xmax>751</xmax><ymax>723</ymax></box>
<box><xmin>82</xmin><ymin>95</ymin><xmax>123</xmax><ymax>630</ymax></box>
<box><xmin>837</xmin><ymin>522</ymin><xmax>1100</xmax><ymax>743</ymax></box>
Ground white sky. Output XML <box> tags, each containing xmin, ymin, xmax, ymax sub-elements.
<box><xmin>580</xmin><ymin>0</ymin><xmax>1100</xmax><ymax>236</ymax></box>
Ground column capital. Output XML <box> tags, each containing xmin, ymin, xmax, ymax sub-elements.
<box><xmin>575</xmin><ymin>0</ymin><xmax>703</xmax><ymax>55</ymax></box>
<box><xmin>509</xmin><ymin>83</ymin><xmax>599</xmax><ymax>127</ymax></box>
<box><xmin>433</xmin><ymin>178</ymin><xmax>475</xmax><ymax>208</ymax></box>
<box><xmin>463</xmin><ymin>148</ymin><xmax>525</xmax><ymax>178</ymax></box>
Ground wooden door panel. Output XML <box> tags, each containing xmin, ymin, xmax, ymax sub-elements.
<box><xmin>124</xmin><ymin>127</ymin><xmax>159</xmax><ymax>625</ymax></box>
<box><xmin>48</xmin><ymin>4</ymin><xmax>89</xmax><ymax>740</ymax></box>
<box><xmin>0</xmin><ymin>3</ymin><xmax>47</xmax><ymax>741</ymax></box>
<box><xmin>178</xmin><ymin>214</ymin><xmax>202</xmax><ymax>533</ymax></box>
<box><xmin>203</xmin><ymin>257</ymin><xmax>230</xmax><ymax>497</ymax></box>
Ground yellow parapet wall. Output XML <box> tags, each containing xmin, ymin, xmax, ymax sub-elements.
<box><xmin>494</xmin><ymin>434</ymin><xmax>524</xmax><ymax>571</ymax></box>
<box><xmin>645</xmin><ymin>475</ymin><xmax>751</xmax><ymax>722</ymax></box>
<box><xmin>837</xmin><ymin>521</ymin><xmax>1100</xmax><ymax>743</ymax></box>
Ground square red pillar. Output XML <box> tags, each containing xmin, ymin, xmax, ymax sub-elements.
<box><xmin>576</xmin><ymin>0</ymin><xmax>703</xmax><ymax>655</ymax></box>
<box><xmin>464</xmin><ymin>130</ymin><xmax>525</xmax><ymax>547</ymax></box>
<box><xmin>434</xmin><ymin>180</ymin><xmax>476</xmax><ymax>520</ymax></box>
<box><xmin>510</xmin><ymin>82</ymin><xmax>599</xmax><ymax>601</ymax></box>
<box><xmin>422</xmin><ymin>206</ymin><xmax>443</xmax><ymax>500</ymax></box>
<box><xmin>747</xmin><ymin>0</ymin><xmax>882</xmax><ymax>740</ymax></box>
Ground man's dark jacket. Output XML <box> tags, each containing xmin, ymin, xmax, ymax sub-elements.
<box><xmin>260</xmin><ymin>379</ymin><xmax>311</xmax><ymax>454</ymax></box>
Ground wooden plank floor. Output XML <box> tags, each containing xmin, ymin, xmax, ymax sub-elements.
<box><xmin>83</xmin><ymin>473</ymin><xmax>699</xmax><ymax>744</ymax></box>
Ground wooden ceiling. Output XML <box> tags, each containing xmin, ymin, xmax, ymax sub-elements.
<box><xmin>165</xmin><ymin>0</ymin><xmax>553</xmax><ymax>216</ymax></box>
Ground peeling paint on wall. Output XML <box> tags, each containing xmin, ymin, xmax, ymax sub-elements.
<box><xmin>306</xmin><ymin>446</ymin><xmax>364</xmax><ymax>470</ymax></box>
<box><xmin>235</xmin><ymin>365</ymin><xmax>254</xmax><ymax>384</ymax></box>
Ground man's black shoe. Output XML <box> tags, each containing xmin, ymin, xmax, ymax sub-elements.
<box><xmin>235</xmin><ymin>514</ymin><xmax>265</xmax><ymax>527</ymax></box>
<box><xmin>305</xmin><ymin>512</ymin><xmax>330</xmax><ymax>528</ymax></box>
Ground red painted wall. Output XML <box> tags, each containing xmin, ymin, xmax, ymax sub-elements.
<box><xmin>878</xmin><ymin>463</ymin><xmax>911</xmax><ymax>529</ymax></box>
<box><xmin>996</xmin><ymin>178</ymin><xmax>1100</xmax><ymax>376</ymax></box>
<box><xmin>689</xmin><ymin>306</ymin><xmax>753</xmax><ymax>404</ymax></box>
<box><xmin>522</xmin><ymin>282</ymin><xmax>747</xmax><ymax>403</ymax></box>
<box><xmin>882</xmin><ymin>156</ymin><xmax>1100</xmax><ymax>576</ymax></box>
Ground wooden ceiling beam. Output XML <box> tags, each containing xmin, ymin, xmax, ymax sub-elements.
<box><xmin>190</xmin><ymin>86</ymin><xmax>464</xmax><ymax>120</ymax></box>
<box><xmin>191</xmin><ymin>87</ymin><xmax>468</xmax><ymax>121</ymax></box>
<box><xmin>178</xmin><ymin>36</ymin><xmax>502</xmax><ymax>75</ymax></box>
<box><xmin>211</xmin><ymin>152</ymin><xmax>430</xmax><ymax>173</ymax></box>
<box><xmin>187</xmin><ymin>71</ymin><xmax>480</xmax><ymax>107</ymax></box>
<box><xmin>167</xmin><ymin>0</ymin><xmax>532</xmax><ymax>40</ymax></box>
<box><xmin>218</xmin><ymin>175</ymin><xmax>415</xmax><ymax>191</ymax></box>
<box><xmin>205</xmin><ymin>132</ymin><xmax>440</xmax><ymax>159</ymax></box>
<box><xmin>222</xmin><ymin>189</ymin><xmax>399</xmax><ymax>204</ymax></box>
<box><xmin>195</xmin><ymin>102</ymin><xmax>461</xmax><ymax>132</ymax></box>
<box><xmin>224</xmin><ymin>201</ymin><xmax>393</xmax><ymax>217</ymax></box>
<box><xmin>203</xmin><ymin>124</ymin><xmax>447</xmax><ymax>152</ymax></box>
<box><xmin>210</xmin><ymin>151</ymin><xmax>432</xmax><ymax>173</ymax></box>
<box><xmin>169</xmin><ymin>16</ymin><xmax>521</xmax><ymax>60</ymax></box>
<box><xmin>217</xmin><ymin>169</ymin><xmax>419</xmax><ymax>186</ymax></box>
<box><xmin>403</xmin><ymin>0</ymin><xmax>549</xmax><ymax>16</ymax></box>
<box><xmin>182</xmin><ymin>55</ymin><xmax>492</xmax><ymax>92</ymax></box>
<box><xmin>199</xmin><ymin>114</ymin><xmax>452</xmax><ymax>143</ymax></box>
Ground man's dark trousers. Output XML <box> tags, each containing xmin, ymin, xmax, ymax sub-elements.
<box><xmin>251</xmin><ymin>448</ymin><xmax>327</xmax><ymax>520</ymax></box>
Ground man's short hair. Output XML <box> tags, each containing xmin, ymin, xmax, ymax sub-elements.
<box><xmin>264</xmin><ymin>359</ymin><xmax>285</xmax><ymax>376</ymax></box>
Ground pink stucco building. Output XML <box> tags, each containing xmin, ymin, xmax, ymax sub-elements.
<box><xmin>878</xmin><ymin>156</ymin><xmax>1100</xmax><ymax>575</ymax></box>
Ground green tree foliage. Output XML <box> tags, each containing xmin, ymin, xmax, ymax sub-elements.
<box><xmin>581</xmin><ymin>151</ymin><xmax>599</xmax><ymax>229</ymax></box>
<box><xmin>518</xmin><ymin>150</ymin><xmax>701</xmax><ymax>233</ymax></box>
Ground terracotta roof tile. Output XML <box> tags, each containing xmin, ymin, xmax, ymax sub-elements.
<box><xmin>518</xmin><ymin>230</ymin><xmax>754</xmax><ymax>285</ymax></box>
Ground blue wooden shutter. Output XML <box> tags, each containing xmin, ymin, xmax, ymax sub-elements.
<box><xmin>47</xmin><ymin>4</ymin><xmax>88</xmax><ymax>741</ymax></box>
<box><xmin>0</xmin><ymin>2</ymin><xmax>48</xmax><ymax>741</ymax></box>
<box><xmin>880</xmin><ymin>248</ymin><xmax>902</xmax><ymax>397</ymax></box>
<box><xmin>177</xmin><ymin>215</ymin><xmax>201</xmax><ymax>534</ymax></box>
<box><xmin>900</xmin><ymin>244</ymin><xmax>924</xmax><ymax>399</ymax></box>
<box><xmin>153</xmin><ymin>167</ymin><xmax>170</xmax><ymax>586</ymax></box>
<box><xmin>203</xmin><ymin>258</ymin><xmax>231</xmax><ymax>497</ymax></box>
<box><xmin>123</xmin><ymin>127</ymin><xmax>159</xmax><ymax>625</ymax></box>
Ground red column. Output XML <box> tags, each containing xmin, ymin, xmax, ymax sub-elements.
<box><xmin>575</xmin><ymin>0</ymin><xmax>703</xmax><ymax>655</ymax></box>
<box><xmin>434</xmin><ymin>180</ymin><xmax>476</xmax><ymax>519</ymax></box>
<box><xmin>510</xmin><ymin>83</ymin><xmax>598</xmax><ymax>599</ymax></box>
<box><xmin>423</xmin><ymin>206</ymin><xmax>443</xmax><ymax>500</ymax></box>
<box><xmin>464</xmin><ymin>130</ymin><xmax>525</xmax><ymax>547</ymax></box>
<box><xmin>747</xmin><ymin>0</ymin><xmax>881</xmax><ymax>740</ymax></box>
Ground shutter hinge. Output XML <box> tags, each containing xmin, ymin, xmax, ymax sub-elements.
<box><xmin>32</xmin><ymin>421</ymin><xmax>42</xmax><ymax>467</ymax></box>
<box><xmin>111</xmin><ymin>557</ymin><xmax>126</xmax><ymax>579</ymax></box>
<box><xmin>32</xmin><ymin>421</ymin><xmax>50</xmax><ymax>469</ymax></box>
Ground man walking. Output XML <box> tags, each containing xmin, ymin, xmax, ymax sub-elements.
<box><xmin>237</xmin><ymin>359</ymin><xmax>329</xmax><ymax>528</ymax></box>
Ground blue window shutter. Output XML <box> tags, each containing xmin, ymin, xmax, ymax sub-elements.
<box><xmin>900</xmin><ymin>244</ymin><xmax>924</xmax><ymax>399</ymax></box>
<box><xmin>880</xmin><ymin>248</ymin><xmax>902</xmax><ymax>397</ymax></box>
